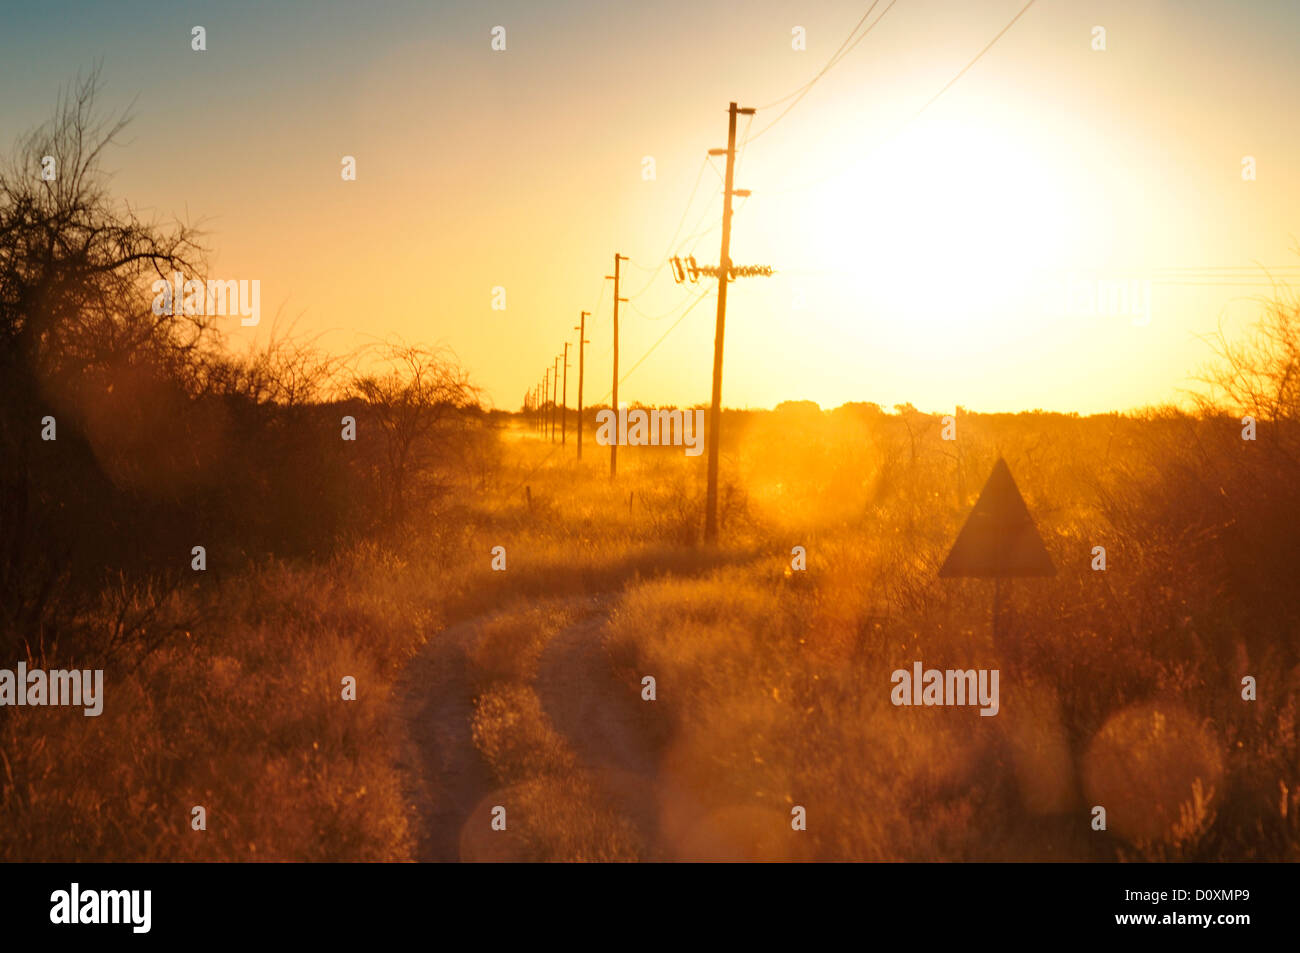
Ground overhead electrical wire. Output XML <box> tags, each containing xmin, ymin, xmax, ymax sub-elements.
<box><xmin>766</xmin><ymin>0</ymin><xmax>1041</xmax><ymax>195</ymax></box>
<box><xmin>746</xmin><ymin>0</ymin><xmax>899</xmax><ymax>144</ymax></box>
<box><xmin>623</xmin><ymin>157</ymin><xmax>712</xmax><ymax>299</ymax></box>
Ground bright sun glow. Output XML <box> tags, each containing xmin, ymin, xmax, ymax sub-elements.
<box><xmin>749</xmin><ymin>116</ymin><xmax>1082</xmax><ymax>389</ymax></box>
<box><xmin>837</xmin><ymin>119</ymin><xmax>1069</xmax><ymax>318</ymax></box>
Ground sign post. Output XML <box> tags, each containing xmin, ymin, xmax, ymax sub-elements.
<box><xmin>939</xmin><ymin>457</ymin><xmax>1055</xmax><ymax>653</ymax></box>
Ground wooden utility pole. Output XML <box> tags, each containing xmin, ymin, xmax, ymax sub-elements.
<box><xmin>606</xmin><ymin>253</ymin><xmax>628</xmax><ymax>478</ymax></box>
<box><xmin>552</xmin><ymin>355</ymin><xmax>560</xmax><ymax>443</ymax></box>
<box><xmin>704</xmin><ymin>102</ymin><xmax>754</xmax><ymax>543</ymax></box>
<box><xmin>543</xmin><ymin>368</ymin><xmax>551</xmax><ymax>440</ymax></box>
<box><xmin>574</xmin><ymin>311</ymin><xmax>589</xmax><ymax>460</ymax></box>
<box><xmin>561</xmin><ymin>341</ymin><xmax>570</xmax><ymax>447</ymax></box>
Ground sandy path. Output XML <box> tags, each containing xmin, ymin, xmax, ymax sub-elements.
<box><xmin>531</xmin><ymin>596</ymin><xmax>674</xmax><ymax>859</ymax></box>
<box><xmin>395</xmin><ymin>612</ymin><xmax>499</xmax><ymax>862</ymax></box>
<box><xmin>397</xmin><ymin>592</ymin><xmax>674</xmax><ymax>860</ymax></box>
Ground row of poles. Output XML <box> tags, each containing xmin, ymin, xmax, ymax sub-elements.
<box><xmin>525</xmin><ymin>303</ymin><xmax>593</xmax><ymax>461</ymax></box>
<box><xmin>521</xmin><ymin>102</ymin><xmax>755</xmax><ymax>544</ymax></box>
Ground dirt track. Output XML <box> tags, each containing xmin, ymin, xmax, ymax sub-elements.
<box><xmin>397</xmin><ymin>593</ymin><xmax>678</xmax><ymax>861</ymax></box>
<box><xmin>395</xmin><ymin>610</ymin><xmax>499</xmax><ymax>862</ymax></box>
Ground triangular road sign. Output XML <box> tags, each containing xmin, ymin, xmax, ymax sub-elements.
<box><xmin>939</xmin><ymin>458</ymin><xmax>1056</xmax><ymax>578</ymax></box>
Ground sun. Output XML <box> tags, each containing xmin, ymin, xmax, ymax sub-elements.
<box><xmin>792</xmin><ymin>116</ymin><xmax>1077</xmax><ymax>352</ymax></box>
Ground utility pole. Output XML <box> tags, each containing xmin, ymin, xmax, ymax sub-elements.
<box><xmin>606</xmin><ymin>253</ymin><xmax>628</xmax><ymax>478</ymax></box>
<box><xmin>704</xmin><ymin>102</ymin><xmax>754</xmax><ymax>543</ymax></box>
<box><xmin>561</xmin><ymin>341</ymin><xmax>570</xmax><ymax>447</ymax></box>
<box><xmin>543</xmin><ymin>368</ymin><xmax>551</xmax><ymax>440</ymax></box>
<box><xmin>574</xmin><ymin>311</ymin><xmax>589</xmax><ymax>461</ymax></box>
<box><xmin>552</xmin><ymin>355</ymin><xmax>560</xmax><ymax>443</ymax></box>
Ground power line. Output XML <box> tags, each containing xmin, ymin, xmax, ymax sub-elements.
<box><xmin>506</xmin><ymin>0</ymin><xmax>1046</xmax><ymax>502</ymax></box>
<box><xmin>1151</xmin><ymin>268</ymin><xmax>1300</xmax><ymax>274</ymax></box>
<box><xmin>734</xmin><ymin>110</ymin><xmax>756</xmax><ymax>183</ymax></box>
<box><xmin>623</xmin><ymin>157</ymin><xmax>712</xmax><ymax>299</ymax></box>
<box><xmin>614</xmin><ymin>288</ymin><xmax>715</xmax><ymax>390</ymax></box>
<box><xmin>904</xmin><ymin>0</ymin><xmax>1039</xmax><ymax>131</ymax></box>
<box><xmin>626</xmin><ymin>288</ymin><xmax>705</xmax><ymax>321</ymax></box>
<box><xmin>589</xmin><ymin>273</ymin><xmax>607</xmax><ymax>323</ymax></box>
<box><xmin>488</xmin><ymin>287</ymin><xmax>715</xmax><ymax>515</ymax></box>
<box><xmin>681</xmin><ymin>198</ymin><xmax>723</xmax><ymax>252</ymax></box>
<box><xmin>686</xmin><ymin>194</ymin><xmax>750</xmax><ymax>256</ymax></box>
<box><xmin>747</xmin><ymin>0</ymin><xmax>899</xmax><ymax>144</ymax></box>
<box><xmin>755</xmin><ymin>1</ymin><xmax>890</xmax><ymax>110</ymax></box>
<box><xmin>625</xmin><ymin>127</ymin><xmax>749</xmax><ymax>301</ymax></box>
<box><xmin>768</xmin><ymin>0</ymin><xmax>1041</xmax><ymax>196</ymax></box>
<box><xmin>1152</xmin><ymin>281</ymin><xmax>1300</xmax><ymax>287</ymax></box>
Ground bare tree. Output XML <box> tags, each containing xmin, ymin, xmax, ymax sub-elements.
<box><xmin>1200</xmin><ymin>283</ymin><xmax>1300</xmax><ymax>418</ymax></box>
<box><xmin>0</xmin><ymin>67</ymin><xmax>207</xmax><ymax>390</ymax></box>
<box><xmin>0</xmin><ymin>68</ymin><xmax>206</xmax><ymax>655</ymax></box>
<box><xmin>349</xmin><ymin>343</ymin><xmax>479</xmax><ymax>524</ymax></box>
<box><xmin>190</xmin><ymin>314</ymin><xmax>345</xmax><ymax>408</ymax></box>
<box><xmin>1198</xmin><ymin>284</ymin><xmax>1300</xmax><ymax>460</ymax></box>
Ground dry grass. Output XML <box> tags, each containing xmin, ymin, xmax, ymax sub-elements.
<box><xmin>0</xmin><ymin>545</ymin><xmax>445</xmax><ymax>860</ymax></box>
<box><xmin>3</xmin><ymin>407</ymin><xmax>1298</xmax><ymax>861</ymax></box>
<box><xmin>594</xmin><ymin>410</ymin><xmax>1300</xmax><ymax>861</ymax></box>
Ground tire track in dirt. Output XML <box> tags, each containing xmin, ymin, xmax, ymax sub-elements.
<box><xmin>395</xmin><ymin>614</ymin><xmax>498</xmax><ymax>862</ymax></box>
<box><xmin>531</xmin><ymin>596</ymin><xmax>677</xmax><ymax>859</ymax></box>
<box><xmin>530</xmin><ymin>595</ymin><xmax>792</xmax><ymax>861</ymax></box>
<box><xmin>398</xmin><ymin>591</ymin><xmax>690</xmax><ymax>861</ymax></box>
<box><xmin>396</xmin><ymin>593</ymin><xmax>657</xmax><ymax>860</ymax></box>
<box><xmin>398</xmin><ymin>554</ymin><xmax>760</xmax><ymax>861</ymax></box>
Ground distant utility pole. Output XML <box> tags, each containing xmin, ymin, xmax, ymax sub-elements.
<box><xmin>704</xmin><ymin>101</ymin><xmax>755</xmax><ymax>544</ymax></box>
<box><xmin>574</xmin><ymin>311</ymin><xmax>589</xmax><ymax>461</ymax></box>
<box><xmin>552</xmin><ymin>355</ymin><xmax>560</xmax><ymax>443</ymax></box>
<box><xmin>543</xmin><ymin>368</ymin><xmax>551</xmax><ymax>440</ymax></box>
<box><xmin>561</xmin><ymin>341</ymin><xmax>570</xmax><ymax>447</ymax></box>
<box><xmin>606</xmin><ymin>253</ymin><xmax>628</xmax><ymax>478</ymax></box>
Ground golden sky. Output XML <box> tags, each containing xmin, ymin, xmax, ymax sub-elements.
<box><xmin>3</xmin><ymin>0</ymin><xmax>1298</xmax><ymax>413</ymax></box>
